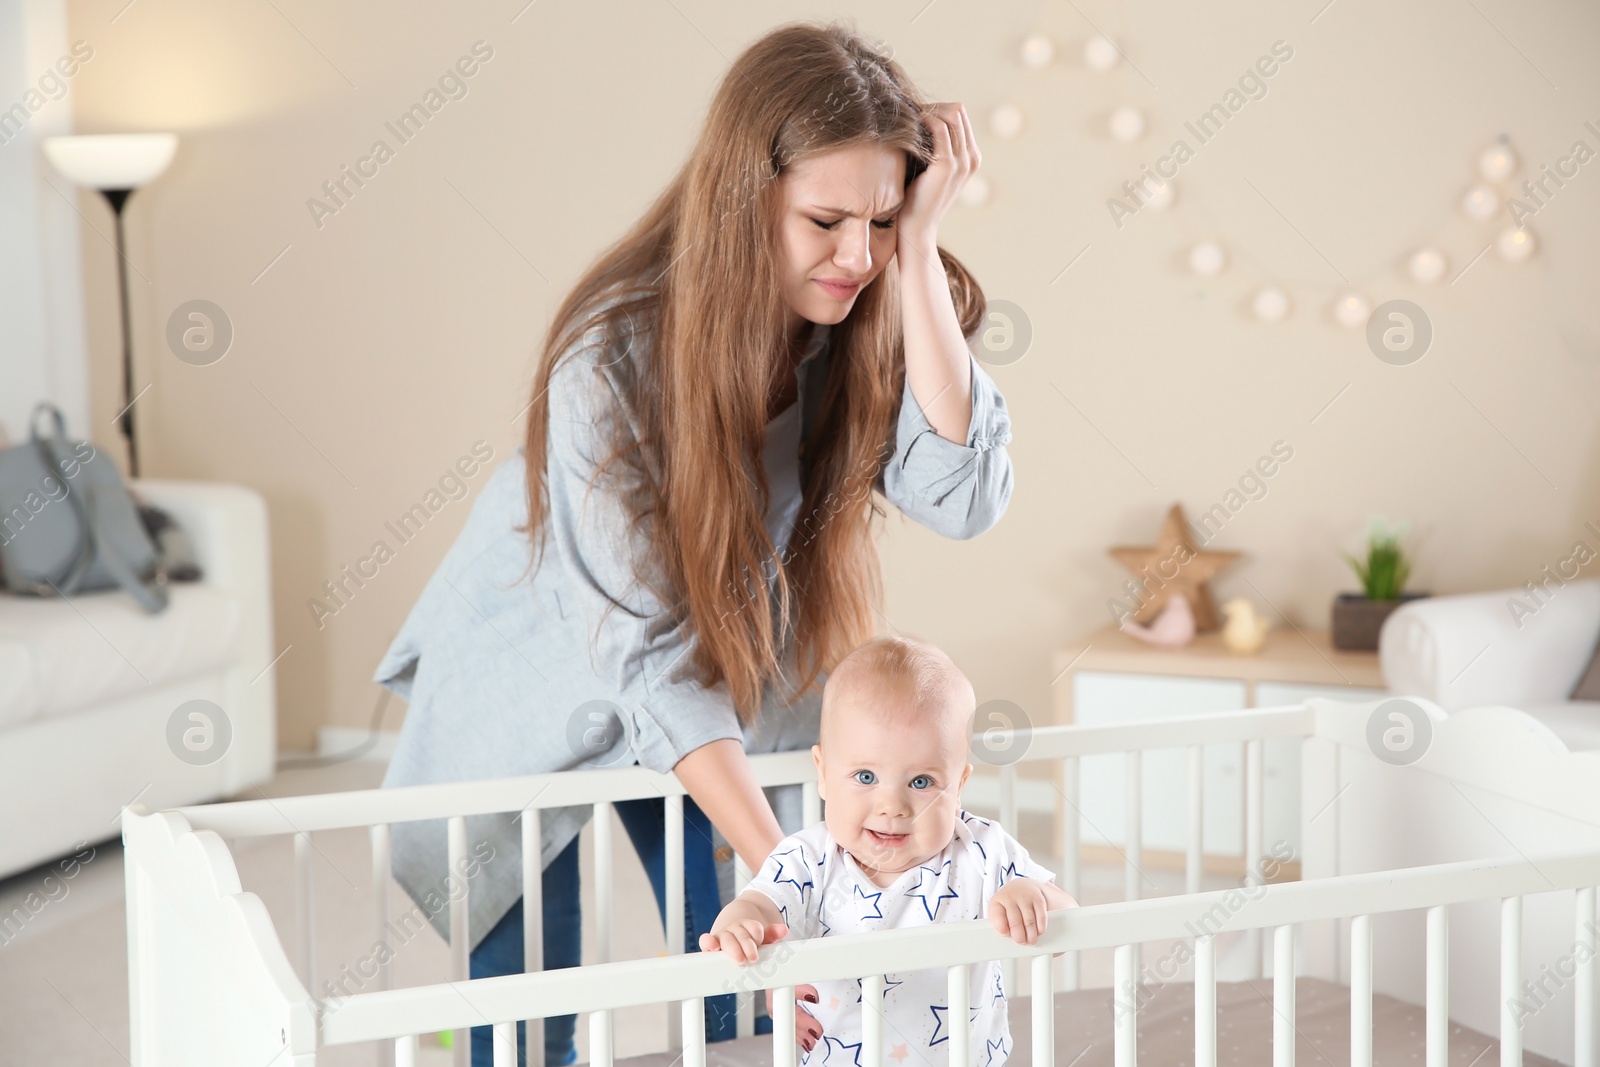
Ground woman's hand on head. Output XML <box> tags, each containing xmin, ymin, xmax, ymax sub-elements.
<box><xmin>897</xmin><ymin>101</ymin><xmax>982</xmax><ymax>258</ymax></box>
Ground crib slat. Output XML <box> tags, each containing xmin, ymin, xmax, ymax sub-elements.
<box><xmin>395</xmin><ymin>1033</ymin><xmax>416</xmax><ymax>1067</ymax></box>
<box><xmin>1060</xmin><ymin>755</ymin><xmax>1080</xmax><ymax>993</ymax></box>
<box><xmin>369</xmin><ymin>824</ymin><xmax>394</xmax><ymax>1067</ymax></box>
<box><xmin>802</xmin><ymin>782</ymin><xmax>822</xmax><ymax>827</ymax></box>
<box><xmin>948</xmin><ymin>964</ymin><xmax>970</xmax><ymax>1067</ymax></box>
<box><xmin>772</xmin><ymin>984</ymin><xmax>796</xmax><ymax>1067</ymax></box>
<box><xmin>1578</xmin><ymin>886</ymin><xmax>1596</xmax><ymax>1067</ymax></box>
<box><xmin>735</xmin><ymin>853</ymin><xmax>753</xmax><ymax>1039</ymax></box>
<box><xmin>1426</xmin><ymin>904</ymin><xmax>1447</xmax><ymax>1067</ymax></box>
<box><xmin>295</xmin><ymin>831</ymin><xmax>316</xmax><ymax>993</ymax></box>
<box><xmin>1245</xmin><ymin>738</ymin><xmax>1264</xmax><ymax>981</ymax></box>
<box><xmin>1187</xmin><ymin>745</ymin><xmax>1204</xmax><ymax>897</ymax></box>
<box><xmin>1502</xmin><ymin>896</ymin><xmax>1522</xmax><ymax>1067</ymax></box>
<box><xmin>447</xmin><ymin>815</ymin><xmax>469</xmax><ymax>1067</ymax></box>
<box><xmin>1114</xmin><ymin>943</ymin><xmax>1137</xmax><ymax>1067</ymax></box>
<box><xmin>522</xmin><ymin>807</ymin><xmax>545</xmax><ymax>1067</ymax></box>
<box><xmin>370</xmin><ymin>826</ymin><xmax>390</xmax><ymax>984</ymax></box>
<box><xmin>594</xmin><ymin>802</ymin><xmax>614</xmax><ymax>965</ymax></box>
<box><xmin>1000</xmin><ymin>760</ymin><xmax>1021</xmax><ymax>1020</ymax></box>
<box><xmin>1195</xmin><ymin>934</ymin><xmax>1216</xmax><ymax>1067</ymax></box>
<box><xmin>682</xmin><ymin>998</ymin><xmax>707</xmax><ymax>1067</ymax></box>
<box><xmin>665</xmin><ymin>795</ymin><xmax>684</xmax><ymax>957</ymax></box>
<box><xmin>1351</xmin><ymin>913</ymin><xmax>1372</xmax><ymax>1067</ymax></box>
<box><xmin>1000</xmin><ymin>763</ymin><xmax>1017</xmax><ymax>835</ymax></box>
<box><xmin>1124</xmin><ymin>750</ymin><xmax>1141</xmax><ymax>903</ymax></box>
<box><xmin>590</xmin><ymin>1008</ymin><xmax>613</xmax><ymax>1067</ymax></box>
<box><xmin>664</xmin><ymin>794</ymin><xmax>684</xmax><ymax>1052</ymax></box>
<box><xmin>861</xmin><ymin>973</ymin><xmax>884</xmax><ymax>1067</ymax></box>
<box><xmin>492</xmin><ymin>1020</ymin><xmax>516</xmax><ymax>1067</ymax></box>
<box><xmin>1032</xmin><ymin>953</ymin><xmax>1054</xmax><ymax>1067</ymax></box>
<box><xmin>1273</xmin><ymin>924</ymin><xmax>1294</xmax><ymax>1067</ymax></box>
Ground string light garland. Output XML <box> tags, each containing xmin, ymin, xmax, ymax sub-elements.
<box><xmin>1000</xmin><ymin>31</ymin><xmax>1539</xmax><ymax>325</ymax></box>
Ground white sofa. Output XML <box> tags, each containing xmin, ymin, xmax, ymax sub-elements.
<box><xmin>1379</xmin><ymin>578</ymin><xmax>1600</xmax><ymax>750</ymax></box>
<box><xmin>0</xmin><ymin>480</ymin><xmax>278</xmax><ymax>880</ymax></box>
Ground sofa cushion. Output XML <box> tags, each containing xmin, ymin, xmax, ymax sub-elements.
<box><xmin>1515</xmin><ymin>701</ymin><xmax>1600</xmax><ymax>752</ymax></box>
<box><xmin>1571</xmin><ymin>634</ymin><xmax>1600</xmax><ymax>701</ymax></box>
<box><xmin>0</xmin><ymin>583</ymin><xmax>243</xmax><ymax>730</ymax></box>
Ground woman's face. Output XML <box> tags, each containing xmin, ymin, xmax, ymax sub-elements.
<box><xmin>774</xmin><ymin>143</ymin><xmax>906</xmax><ymax>341</ymax></box>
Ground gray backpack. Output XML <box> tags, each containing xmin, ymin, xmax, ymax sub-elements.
<box><xmin>0</xmin><ymin>402</ymin><xmax>169</xmax><ymax>613</ymax></box>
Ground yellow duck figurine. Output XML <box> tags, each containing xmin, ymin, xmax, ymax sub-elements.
<box><xmin>1220</xmin><ymin>597</ymin><xmax>1272</xmax><ymax>654</ymax></box>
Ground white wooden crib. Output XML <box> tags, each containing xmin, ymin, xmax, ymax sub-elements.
<box><xmin>122</xmin><ymin>695</ymin><xmax>1600</xmax><ymax>1067</ymax></box>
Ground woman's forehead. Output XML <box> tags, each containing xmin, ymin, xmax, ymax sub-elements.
<box><xmin>782</xmin><ymin>144</ymin><xmax>906</xmax><ymax>210</ymax></box>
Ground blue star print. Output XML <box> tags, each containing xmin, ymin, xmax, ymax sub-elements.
<box><xmin>959</xmin><ymin>814</ymin><xmax>988</xmax><ymax>861</ymax></box>
<box><xmin>853</xmin><ymin>974</ymin><xmax>905</xmax><ymax>1002</ymax></box>
<box><xmin>853</xmin><ymin>884</ymin><xmax>884</xmax><ymax>921</ymax></box>
<box><xmin>928</xmin><ymin>1003</ymin><xmax>983</xmax><ymax>1046</ymax></box>
<box><xmin>983</xmin><ymin>1036</ymin><xmax>1009</xmax><ymax>1067</ymax></box>
<box><xmin>817</xmin><ymin>1035</ymin><xmax>864</xmax><ymax>1067</ymax></box>
<box><xmin>771</xmin><ymin>851</ymin><xmax>814</xmax><ymax>897</ymax></box>
<box><xmin>907</xmin><ymin>860</ymin><xmax>959</xmax><ymax>921</ymax></box>
<box><xmin>991</xmin><ymin>970</ymin><xmax>1006</xmax><ymax>1004</ymax></box>
<box><xmin>928</xmin><ymin>1004</ymin><xmax>949</xmax><ymax>1046</ymax></box>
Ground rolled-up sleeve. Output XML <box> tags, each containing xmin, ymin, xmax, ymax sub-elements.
<box><xmin>545</xmin><ymin>352</ymin><xmax>744</xmax><ymax>774</ymax></box>
<box><xmin>876</xmin><ymin>349</ymin><xmax>1014</xmax><ymax>540</ymax></box>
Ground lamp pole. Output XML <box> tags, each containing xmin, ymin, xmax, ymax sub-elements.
<box><xmin>101</xmin><ymin>187</ymin><xmax>139</xmax><ymax>477</ymax></box>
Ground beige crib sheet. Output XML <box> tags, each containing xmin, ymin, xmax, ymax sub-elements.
<box><xmin>611</xmin><ymin>977</ymin><xmax>1560</xmax><ymax>1067</ymax></box>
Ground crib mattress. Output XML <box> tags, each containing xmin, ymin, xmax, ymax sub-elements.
<box><xmin>610</xmin><ymin>977</ymin><xmax>1560</xmax><ymax>1067</ymax></box>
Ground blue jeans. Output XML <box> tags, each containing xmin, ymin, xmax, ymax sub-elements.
<box><xmin>469</xmin><ymin>795</ymin><xmax>771</xmax><ymax>1066</ymax></box>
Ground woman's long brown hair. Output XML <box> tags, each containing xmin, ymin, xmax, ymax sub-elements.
<box><xmin>517</xmin><ymin>19</ymin><xmax>986</xmax><ymax>723</ymax></box>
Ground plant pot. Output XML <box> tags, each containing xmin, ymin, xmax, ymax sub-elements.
<box><xmin>1330</xmin><ymin>591</ymin><xmax>1429</xmax><ymax>651</ymax></box>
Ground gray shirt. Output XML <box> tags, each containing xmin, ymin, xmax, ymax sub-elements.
<box><xmin>374</xmin><ymin>303</ymin><xmax>1015</xmax><ymax>948</ymax></box>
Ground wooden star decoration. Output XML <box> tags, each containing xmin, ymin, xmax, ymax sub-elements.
<box><xmin>1108</xmin><ymin>503</ymin><xmax>1242</xmax><ymax>633</ymax></box>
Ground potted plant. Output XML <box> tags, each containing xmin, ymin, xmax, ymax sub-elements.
<box><xmin>1331</xmin><ymin>515</ymin><xmax>1428</xmax><ymax>651</ymax></box>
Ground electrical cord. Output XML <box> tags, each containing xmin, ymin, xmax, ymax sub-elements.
<box><xmin>275</xmin><ymin>685</ymin><xmax>394</xmax><ymax>771</ymax></box>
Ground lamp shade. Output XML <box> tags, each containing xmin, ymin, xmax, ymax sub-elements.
<box><xmin>43</xmin><ymin>133</ymin><xmax>177</xmax><ymax>189</ymax></box>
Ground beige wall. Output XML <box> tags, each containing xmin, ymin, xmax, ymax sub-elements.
<box><xmin>64</xmin><ymin>1</ymin><xmax>1599</xmax><ymax>749</ymax></box>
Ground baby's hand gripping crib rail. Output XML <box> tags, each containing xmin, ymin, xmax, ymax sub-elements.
<box><xmin>123</xmin><ymin>696</ymin><xmax>1600</xmax><ymax>1067</ymax></box>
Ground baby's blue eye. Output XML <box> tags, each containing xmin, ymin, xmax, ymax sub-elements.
<box><xmin>852</xmin><ymin>770</ymin><xmax>877</xmax><ymax>785</ymax></box>
<box><xmin>910</xmin><ymin>775</ymin><xmax>933</xmax><ymax>790</ymax></box>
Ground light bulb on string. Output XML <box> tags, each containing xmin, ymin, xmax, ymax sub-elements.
<box><xmin>1020</xmin><ymin>34</ymin><xmax>1054</xmax><ymax>69</ymax></box>
<box><xmin>1479</xmin><ymin>140</ymin><xmax>1517</xmax><ymax>182</ymax></box>
<box><xmin>1189</xmin><ymin>242</ymin><xmax>1226</xmax><ymax>277</ymax></box>
<box><xmin>1109</xmin><ymin>106</ymin><xmax>1144</xmax><ymax>142</ymax></box>
<box><xmin>959</xmin><ymin>173</ymin><xmax>990</xmax><ymax>207</ymax></box>
<box><xmin>1084</xmin><ymin>35</ymin><xmax>1119</xmax><ymax>71</ymax></box>
<box><xmin>1496</xmin><ymin>226</ymin><xmax>1536</xmax><ymax>262</ymax></box>
<box><xmin>1333</xmin><ymin>292</ymin><xmax>1370</xmax><ymax>329</ymax></box>
<box><xmin>989</xmin><ymin>103</ymin><xmax>1024</xmax><ymax>140</ymax></box>
<box><xmin>1142</xmin><ymin>179</ymin><xmax>1175</xmax><ymax>210</ymax></box>
<box><xmin>1407</xmin><ymin>247</ymin><xmax>1448</xmax><ymax>284</ymax></box>
<box><xmin>1461</xmin><ymin>184</ymin><xmax>1500</xmax><ymax>221</ymax></box>
<box><xmin>1252</xmin><ymin>287</ymin><xmax>1290</xmax><ymax>322</ymax></box>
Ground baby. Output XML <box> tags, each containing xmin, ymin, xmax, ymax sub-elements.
<box><xmin>699</xmin><ymin>635</ymin><xmax>1077</xmax><ymax>1064</ymax></box>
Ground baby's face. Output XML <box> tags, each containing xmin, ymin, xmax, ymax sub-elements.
<box><xmin>812</xmin><ymin>692</ymin><xmax>972</xmax><ymax>887</ymax></box>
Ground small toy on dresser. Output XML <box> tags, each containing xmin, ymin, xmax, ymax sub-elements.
<box><xmin>1220</xmin><ymin>597</ymin><xmax>1273</xmax><ymax>653</ymax></box>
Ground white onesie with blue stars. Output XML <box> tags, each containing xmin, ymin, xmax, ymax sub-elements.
<box><xmin>745</xmin><ymin>810</ymin><xmax>1057</xmax><ymax>1067</ymax></box>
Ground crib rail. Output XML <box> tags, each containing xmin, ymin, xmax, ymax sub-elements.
<box><xmin>309</xmin><ymin>850</ymin><xmax>1600</xmax><ymax>1067</ymax></box>
<box><xmin>168</xmin><ymin>703</ymin><xmax>1314</xmax><ymax>1057</ymax></box>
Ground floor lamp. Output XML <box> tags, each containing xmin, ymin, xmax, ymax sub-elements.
<box><xmin>43</xmin><ymin>133</ymin><xmax>178</xmax><ymax>478</ymax></box>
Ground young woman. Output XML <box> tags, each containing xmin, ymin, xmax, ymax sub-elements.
<box><xmin>373</xmin><ymin>19</ymin><xmax>1015</xmax><ymax>1066</ymax></box>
